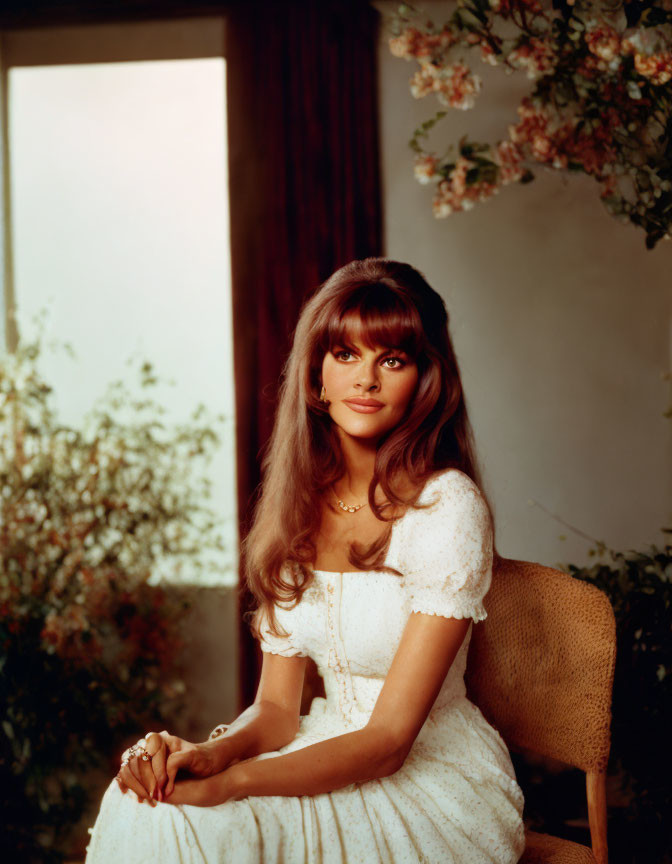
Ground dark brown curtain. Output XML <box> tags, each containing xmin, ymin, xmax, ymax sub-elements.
<box><xmin>226</xmin><ymin>0</ymin><xmax>384</xmax><ymax>711</ymax></box>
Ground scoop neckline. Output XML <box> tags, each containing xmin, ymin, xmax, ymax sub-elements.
<box><xmin>310</xmin><ymin>469</ymin><xmax>455</xmax><ymax>576</ymax></box>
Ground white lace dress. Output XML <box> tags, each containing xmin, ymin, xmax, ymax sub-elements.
<box><xmin>85</xmin><ymin>468</ymin><xmax>526</xmax><ymax>864</ymax></box>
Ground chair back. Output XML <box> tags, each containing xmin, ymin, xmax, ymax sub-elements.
<box><xmin>465</xmin><ymin>557</ymin><xmax>616</xmax><ymax>774</ymax></box>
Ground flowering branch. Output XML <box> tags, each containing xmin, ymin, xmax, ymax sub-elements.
<box><xmin>388</xmin><ymin>0</ymin><xmax>672</xmax><ymax>249</ymax></box>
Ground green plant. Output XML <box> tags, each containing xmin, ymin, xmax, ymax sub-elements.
<box><xmin>0</xmin><ymin>334</ymin><xmax>227</xmax><ymax>862</ymax></box>
<box><xmin>564</xmin><ymin>537</ymin><xmax>671</xmax><ymax>864</ymax></box>
<box><xmin>387</xmin><ymin>0</ymin><xmax>672</xmax><ymax>249</ymax></box>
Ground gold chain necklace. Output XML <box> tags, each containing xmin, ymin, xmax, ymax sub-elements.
<box><xmin>332</xmin><ymin>486</ymin><xmax>367</xmax><ymax>514</ymax></box>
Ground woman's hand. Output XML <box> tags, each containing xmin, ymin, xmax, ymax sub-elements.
<box><xmin>116</xmin><ymin>731</ymin><xmax>170</xmax><ymax>804</ymax></box>
<box><xmin>164</xmin><ymin>763</ymin><xmax>247</xmax><ymax>807</ymax></box>
<box><xmin>162</xmin><ymin>733</ymin><xmax>234</xmax><ymax>797</ymax></box>
<box><xmin>116</xmin><ymin>730</ymin><xmax>240</xmax><ymax>803</ymax></box>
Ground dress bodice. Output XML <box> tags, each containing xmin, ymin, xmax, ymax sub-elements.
<box><xmin>258</xmin><ymin>468</ymin><xmax>493</xmax><ymax>731</ymax></box>
<box><xmin>278</xmin><ymin>568</ymin><xmax>473</xmax><ymax>729</ymax></box>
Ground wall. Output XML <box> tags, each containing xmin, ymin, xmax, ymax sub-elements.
<box><xmin>374</xmin><ymin>0</ymin><xmax>671</xmax><ymax>570</ymax></box>
<box><xmin>172</xmin><ymin>586</ymin><xmax>239</xmax><ymax>740</ymax></box>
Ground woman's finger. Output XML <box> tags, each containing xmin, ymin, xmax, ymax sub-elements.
<box><xmin>155</xmin><ymin>731</ymin><xmax>189</xmax><ymax>796</ymax></box>
<box><xmin>128</xmin><ymin>735</ymin><xmax>165</xmax><ymax>798</ymax></box>
<box><xmin>164</xmin><ymin>778</ymin><xmax>206</xmax><ymax>807</ymax></box>
<box><xmin>132</xmin><ymin>752</ymin><xmax>157</xmax><ymax>798</ymax></box>
<box><xmin>164</xmin><ymin>749</ymin><xmax>194</xmax><ymax>798</ymax></box>
<box><xmin>118</xmin><ymin>763</ymin><xmax>156</xmax><ymax>806</ymax></box>
<box><xmin>146</xmin><ymin>733</ymin><xmax>169</xmax><ymax>798</ymax></box>
<box><xmin>157</xmin><ymin>729</ymin><xmax>184</xmax><ymax>751</ymax></box>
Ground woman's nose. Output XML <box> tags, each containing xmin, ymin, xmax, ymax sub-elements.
<box><xmin>355</xmin><ymin>362</ymin><xmax>380</xmax><ymax>391</ymax></box>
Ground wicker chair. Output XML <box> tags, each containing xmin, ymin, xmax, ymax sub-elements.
<box><xmin>465</xmin><ymin>557</ymin><xmax>617</xmax><ymax>864</ymax></box>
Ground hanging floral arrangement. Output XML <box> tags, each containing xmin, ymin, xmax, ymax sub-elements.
<box><xmin>387</xmin><ymin>0</ymin><xmax>672</xmax><ymax>249</ymax></box>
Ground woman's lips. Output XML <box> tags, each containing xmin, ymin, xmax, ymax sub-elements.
<box><xmin>343</xmin><ymin>399</ymin><xmax>384</xmax><ymax>413</ymax></box>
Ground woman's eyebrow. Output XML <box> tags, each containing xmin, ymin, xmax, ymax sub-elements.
<box><xmin>376</xmin><ymin>345</ymin><xmax>409</xmax><ymax>356</ymax></box>
<box><xmin>333</xmin><ymin>341</ymin><xmax>409</xmax><ymax>356</ymax></box>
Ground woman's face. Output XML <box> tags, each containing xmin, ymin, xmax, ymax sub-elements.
<box><xmin>320</xmin><ymin>321</ymin><xmax>419</xmax><ymax>442</ymax></box>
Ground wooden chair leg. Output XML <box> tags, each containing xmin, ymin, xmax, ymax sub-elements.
<box><xmin>586</xmin><ymin>770</ymin><xmax>608</xmax><ymax>864</ymax></box>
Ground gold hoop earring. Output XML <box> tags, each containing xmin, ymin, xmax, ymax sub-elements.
<box><xmin>319</xmin><ymin>385</ymin><xmax>330</xmax><ymax>405</ymax></box>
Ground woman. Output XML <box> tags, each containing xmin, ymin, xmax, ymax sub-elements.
<box><xmin>86</xmin><ymin>258</ymin><xmax>526</xmax><ymax>863</ymax></box>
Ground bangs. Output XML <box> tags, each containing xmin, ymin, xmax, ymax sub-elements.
<box><xmin>322</xmin><ymin>283</ymin><xmax>424</xmax><ymax>358</ymax></box>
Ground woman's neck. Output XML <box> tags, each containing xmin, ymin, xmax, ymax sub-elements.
<box><xmin>335</xmin><ymin>430</ymin><xmax>377</xmax><ymax>499</ymax></box>
<box><xmin>333</xmin><ymin>432</ymin><xmax>417</xmax><ymax>508</ymax></box>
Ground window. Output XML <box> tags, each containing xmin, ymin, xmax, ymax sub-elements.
<box><xmin>1</xmin><ymin>18</ymin><xmax>237</xmax><ymax>586</ymax></box>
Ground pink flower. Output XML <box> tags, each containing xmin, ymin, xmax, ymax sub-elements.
<box><xmin>410</xmin><ymin>61</ymin><xmax>481</xmax><ymax>110</ymax></box>
<box><xmin>494</xmin><ymin>140</ymin><xmax>525</xmax><ymax>184</ymax></box>
<box><xmin>389</xmin><ymin>27</ymin><xmax>456</xmax><ymax>61</ymax></box>
<box><xmin>480</xmin><ymin>41</ymin><xmax>499</xmax><ymax>66</ymax></box>
<box><xmin>389</xmin><ymin>27</ymin><xmax>422</xmax><ymax>60</ymax></box>
<box><xmin>409</xmin><ymin>66</ymin><xmax>436</xmax><ymax>99</ymax></box>
<box><xmin>586</xmin><ymin>24</ymin><xmax>621</xmax><ymax>63</ymax></box>
<box><xmin>632</xmin><ymin>50</ymin><xmax>672</xmax><ymax>86</ymax></box>
<box><xmin>508</xmin><ymin>38</ymin><xmax>557</xmax><ymax>79</ymax></box>
<box><xmin>532</xmin><ymin>133</ymin><xmax>552</xmax><ymax>159</ymax></box>
<box><xmin>431</xmin><ymin>158</ymin><xmax>499</xmax><ymax>218</ymax></box>
<box><xmin>414</xmin><ymin>154</ymin><xmax>439</xmax><ymax>184</ymax></box>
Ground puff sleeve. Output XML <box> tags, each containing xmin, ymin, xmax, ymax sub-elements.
<box><xmin>399</xmin><ymin>469</ymin><xmax>493</xmax><ymax>622</ymax></box>
<box><xmin>257</xmin><ymin>603</ymin><xmax>307</xmax><ymax>658</ymax></box>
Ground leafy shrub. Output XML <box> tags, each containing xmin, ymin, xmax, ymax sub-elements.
<box><xmin>0</xmin><ymin>336</ymin><xmax>226</xmax><ymax>862</ymax></box>
<box><xmin>567</xmin><ymin>537</ymin><xmax>671</xmax><ymax>864</ymax></box>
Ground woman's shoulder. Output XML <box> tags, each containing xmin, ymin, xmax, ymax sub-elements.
<box><xmin>392</xmin><ymin>468</ymin><xmax>493</xmax><ymax>584</ymax></box>
<box><xmin>389</xmin><ymin>469</ymin><xmax>484</xmax><ymax>543</ymax></box>
<box><xmin>418</xmin><ymin>466</ymin><xmax>483</xmax><ymax>506</ymax></box>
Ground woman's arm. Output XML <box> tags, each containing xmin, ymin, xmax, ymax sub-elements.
<box><xmin>166</xmin><ymin>613</ymin><xmax>471</xmax><ymax>806</ymax></box>
<box><xmin>119</xmin><ymin>697</ymin><xmax>302</xmax><ymax>803</ymax></box>
<box><xmin>163</xmin><ymin>652</ymin><xmax>307</xmax><ymax>796</ymax></box>
<box><xmin>229</xmin><ymin>614</ymin><xmax>471</xmax><ymax>800</ymax></box>
<box><xmin>232</xmin><ymin>725</ymin><xmax>400</xmax><ymax>796</ymax></box>
<box><xmin>166</xmin><ymin>724</ymin><xmax>400</xmax><ymax>805</ymax></box>
<box><xmin>159</xmin><ymin>703</ymin><xmax>300</xmax><ymax>798</ymax></box>
<box><xmin>197</xmin><ymin>699</ymin><xmax>302</xmax><ymax>774</ymax></box>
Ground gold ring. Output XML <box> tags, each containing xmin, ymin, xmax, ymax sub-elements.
<box><xmin>124</xmin><ymin>743</ymin><xmax>150</xmax><ymax>763</ymax></box>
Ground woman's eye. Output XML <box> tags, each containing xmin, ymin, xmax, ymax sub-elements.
<box><xmin>333</xmin><ymin>350</ymin><xmax>406</xmax><ymax>368</ymax></box>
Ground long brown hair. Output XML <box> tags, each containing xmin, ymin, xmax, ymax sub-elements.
<box><xmin>243</xmin><ymin>257</ymin><xmax>496</xmax><ymax>639</ymax></box>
